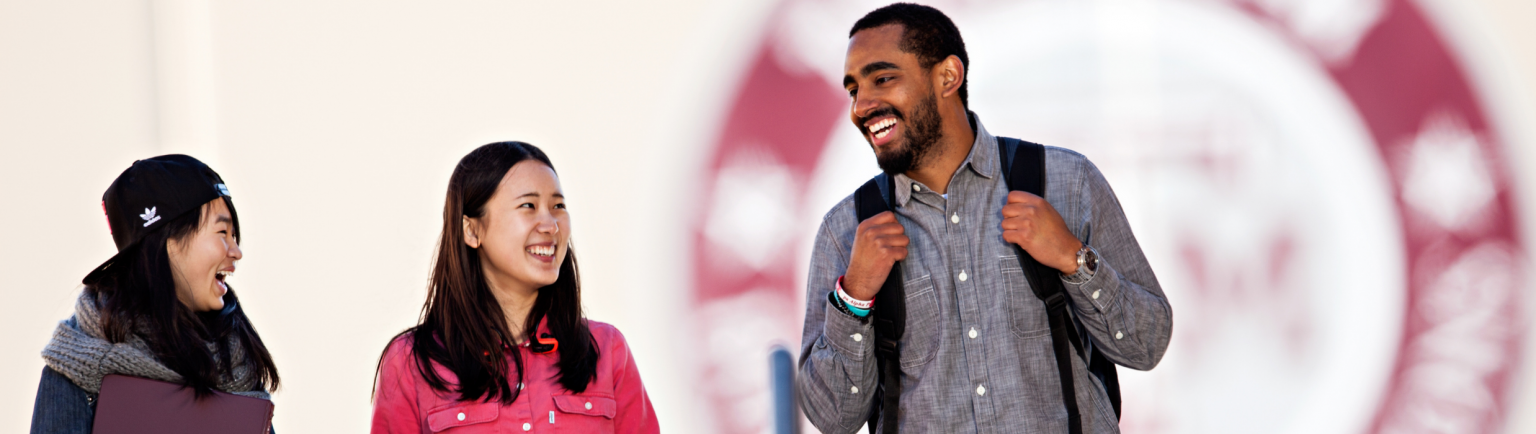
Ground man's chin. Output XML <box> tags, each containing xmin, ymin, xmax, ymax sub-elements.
<box><xmin>876</xmin><ymin>154</ymin><xmax>915</xmax><ymax>175</ymax></box>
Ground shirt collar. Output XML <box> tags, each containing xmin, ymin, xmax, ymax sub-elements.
<box><xmin>891</xmin><ymin>111</ymin><xmax>997</xmax><ymax>207</ymax></box>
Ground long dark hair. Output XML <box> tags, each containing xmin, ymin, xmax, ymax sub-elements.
<box><xmin>85</xmin><ymin>196</ymin><xmax>280</xmax><ymax>397</ymax></box>
<box><xmin>382</xmin><ymin>141</ymin><xmax>598</xmax><ymax>404</ymax></box>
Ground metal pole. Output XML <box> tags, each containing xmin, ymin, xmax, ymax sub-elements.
<box><xmin>770</xmin><ymin>346</ymin><xmax>799</xmax><ymax>434</ymax></box>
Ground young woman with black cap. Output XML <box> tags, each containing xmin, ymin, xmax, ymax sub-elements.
<box><xmin>371</xmin><ymin>142</ymin><xmax>659</xmax><ymax>433</ymax></box>
<box><xmin>30</xmin><ymin>155</ymin><xmax>280</xmax><ymax>433</ymax></box>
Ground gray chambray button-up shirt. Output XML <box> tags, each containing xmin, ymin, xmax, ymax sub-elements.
<box><xmin>797</xmin><ymin>114</ymin><xmax>1173</xmax><ymax>434</ymax></box>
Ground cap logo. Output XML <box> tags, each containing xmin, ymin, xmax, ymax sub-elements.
<box><xmin>215</xmin><ymin>183</ymin><xmax>230</xmax><ymax>196</ymax></box>
<box><xmin>140</xmin><ymin>207</ymin><xmax>161</xmax><ymax>227</ymax></box>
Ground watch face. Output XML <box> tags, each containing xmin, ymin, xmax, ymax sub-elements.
<box><xmin>1086</xmin><ymin>248</ymin><xmax>1099</xmax><ymax>272</ymax></box>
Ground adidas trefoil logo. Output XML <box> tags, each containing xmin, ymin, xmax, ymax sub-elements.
<box><xmin>140</xmin><ymin>207</ymin><xmax>161</xmax><ymax>227</ymax></box>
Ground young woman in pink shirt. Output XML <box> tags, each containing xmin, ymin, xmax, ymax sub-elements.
<box><xmin>372</xmin><ymin>142</ymin><xmax>659</xmax><ymax>433</ymax></box>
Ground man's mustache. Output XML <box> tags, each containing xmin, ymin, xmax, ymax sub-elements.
<box><xmin>858</xmin><ymin>106</ymin><xmax>905</xmax><ymax>128</ymax></box>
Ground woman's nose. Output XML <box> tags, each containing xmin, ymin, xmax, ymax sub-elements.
<box><xmin>537</xmin><ymin>218</ymin><xmax>559</xmax><ymax>234</ymax></box>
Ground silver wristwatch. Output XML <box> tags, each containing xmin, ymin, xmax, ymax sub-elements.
<box><xmin>1067</xmin><ymin>245</ymin><xmax>1099</xmax><ymax>281</ymax></box>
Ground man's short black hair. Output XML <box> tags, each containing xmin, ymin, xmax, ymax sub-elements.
<box><xmin>850</xmin><ymin>3</ymin><xmax>970</xmax><ymax>107</ymax></box>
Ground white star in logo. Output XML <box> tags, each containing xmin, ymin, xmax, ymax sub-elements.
<box><xmin>1400</xmin><ymin>112</ymin><xmax>1495</xmax><ymax>231</ymax></box>
<box><xmin>703</xmin><ymin>148</ymin><xmax>798</xmax><ymax>272</ymax></box>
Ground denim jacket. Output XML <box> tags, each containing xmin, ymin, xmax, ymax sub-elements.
<box><xmin>30</xmin><ymin>366</ymin><xmax>95</xmax><ymax>434</ymax></box>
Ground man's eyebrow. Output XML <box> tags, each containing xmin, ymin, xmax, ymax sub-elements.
<box><xmin>860</xmin><ymin>61</ymin><xmax>899</xmax><ymax>77</ymax></box>
<box><xmin>845</xmin><ymin>61</ymin><xmax>900</xmax><ymax>88</ymax></box>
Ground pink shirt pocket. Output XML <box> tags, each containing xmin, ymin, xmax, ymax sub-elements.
<box><xmin>426</xmin><ymin>401</ymin><xmax>499</xmax><ymax>432</ymax></box>
<box><xmin>551</xmin><ymin>395</ymin><xmax>615</xmax><ymax>430</ymax></box>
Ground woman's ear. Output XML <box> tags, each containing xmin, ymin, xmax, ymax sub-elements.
<box><xmin>463</xmin><ymin>216</ymin><xmax>481</xmax><ymax>249</ymax></box>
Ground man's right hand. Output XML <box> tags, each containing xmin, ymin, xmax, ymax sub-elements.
<box><xmin>844</xmin><ymin>211</ymin><xmax>909</xmax><ymax>301</ymax></box>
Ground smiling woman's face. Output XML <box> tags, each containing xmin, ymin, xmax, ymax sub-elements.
<box><xmin>465</xmin><ymin>160</ymin><xmax>570</xmax><ymax>293</ymax></box>
<box><xmin>167</xmin><ymin>199</ymin><xmax>241</xmax><ymax>312</ymax></box>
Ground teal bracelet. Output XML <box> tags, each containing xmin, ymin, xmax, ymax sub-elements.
<box><xmin>842</xmin><ymin>297</ymin><xmax>872</xmax><ymax>317</ymax></box>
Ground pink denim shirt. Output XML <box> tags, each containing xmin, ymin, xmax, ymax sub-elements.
<box><xmin>371</xmin><ymin>320</ymin><xmax>659</xmax><ymax>433</ymax></box>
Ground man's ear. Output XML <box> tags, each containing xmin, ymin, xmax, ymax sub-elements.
<box><xmin>463</xmin><ymin>216</ymin><xmax>481</xmax><ymax>249</ymax></box>
<box><xmin>935</xmin><ymin>54</ymin><xmax>965</xmax><ymax>99</ymax></box>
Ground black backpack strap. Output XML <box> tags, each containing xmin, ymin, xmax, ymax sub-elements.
<box><xmin>997</xmin><ymin>137</ymin><xmax>1121</xmax><ymax>432</ymax></box>
<box><xmin>853</xmin><ymin>175</ymin><xmax>905</xmax><ymax>434</ymax></box>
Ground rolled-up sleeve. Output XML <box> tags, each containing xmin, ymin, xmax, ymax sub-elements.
<box><xmin>797</xmin><ymin>203</ymin><xmax>879</xmax><ymax>434</ymax></box>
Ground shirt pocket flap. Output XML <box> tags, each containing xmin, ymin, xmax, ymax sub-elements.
<box><xmin>552</xmin><ymin>395</ymin><xmax>616</xmax><ymax>419</ymax></box>
<box><xmin>427</xmin><ymin>402</ymin><xmax>500</xmax><ymax>432</ymax></box>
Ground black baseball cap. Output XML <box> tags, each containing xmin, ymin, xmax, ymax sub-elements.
<box><xmin>83</xmin><ymin>154</ymin><xmax>233</xmax><ymax>285</ymax></box>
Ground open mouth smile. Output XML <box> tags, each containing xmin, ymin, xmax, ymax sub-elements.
<box><xmin>868</xmin><ymin>118</ymin><xmax>897</xmax><ymax>140</ymax></box>
<box><xmin>215</xmin><ymin>269</ymin><xmax>232</xmax><ymax>293</ymax></box>
<box><xmin>526</xmin><ymin>244</ymin><xmax>556</xmax><ymax>262</ymax></box>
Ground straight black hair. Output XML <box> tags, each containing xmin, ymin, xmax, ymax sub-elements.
<box><xmin>851</xmin><ymin>3</ymin><xmax>971</xmax><ymax>107</ymax></box>
<box><xmin>85</xmin><ymin>196</ymin><xmax>279</xmax><ymax>397</ymax></box>
<box><xmin>381</xmin><ymin>141</ymin><xmax>598</xmax><ymax>404</ymax></box>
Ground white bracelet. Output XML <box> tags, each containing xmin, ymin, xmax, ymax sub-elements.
<box><xmin>836</xmin><ymin>277</ymin><xmax>874</xmax><ymax>310</ymax></box>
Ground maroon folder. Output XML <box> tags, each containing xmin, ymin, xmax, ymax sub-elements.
<box><xmin>92</xmin><ymin>374</ymin><xmax>274</xmax><ymax>434</ymax></box>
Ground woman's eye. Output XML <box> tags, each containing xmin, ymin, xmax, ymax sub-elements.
<box><xmin>555</xmin><ymin>203</ymin><xmax>566</xmax><ymax>210</ymax></box>
<box><xmin>519</xmin><ymin>203</ymin><xmax>535</xmax><ymax>209</ymax></box>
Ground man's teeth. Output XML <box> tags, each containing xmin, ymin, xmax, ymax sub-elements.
<box><xmin>527</xmin><ymin>246</ymin><xmax>555</xmax><ymax>257</ymax></box>
<box><xmin>867</xmin><ymin>118</ymin><xmax>896</xmax><ymax>139</ymax></box>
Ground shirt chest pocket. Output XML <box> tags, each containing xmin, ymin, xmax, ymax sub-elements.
<box><xmin>898</xmin><ymin>274</ymin><xmax>941</xmax><ymax>371</ymax></box>
<box><xmin>550</xmin><ymin>395</ymin><xmax>616</xmax><ymax>432</ymax></box>
<box><xmin>1000</xmin><ymin>255</ymin><xmax>1052</xmax><ymax>339</ymax></box>
<box><xmin>427</xmin><ymin>401</ymin><xmax>500</xmax><ymax>433</ymax></box>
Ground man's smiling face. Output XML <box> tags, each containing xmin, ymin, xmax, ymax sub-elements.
<box><xmin>844</xmin><ymin>24</ymin><xmax>945</xmax><ymax>175</ymax></box>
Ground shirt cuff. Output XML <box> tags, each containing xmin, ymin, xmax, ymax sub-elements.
<box><xmin>823</xmin><ymin>291</ymin><xmax>875</xmax><ymax>360</ymax></box>
<box><xmin>1062</xmin><ymin>257</ymin><xmax>1120</xmax><ymax>313</ymax></box>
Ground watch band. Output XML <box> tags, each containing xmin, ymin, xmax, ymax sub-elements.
<box><xmin>1066</xmin><ymin>245</ymin><xmax>1098</xmax><ymax>281</ymax></box>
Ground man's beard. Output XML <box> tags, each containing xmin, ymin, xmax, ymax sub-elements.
<box><xmin>870</xmin><ymin>92</ymin><xmax>944</xmax><ymax>175</ymax></box>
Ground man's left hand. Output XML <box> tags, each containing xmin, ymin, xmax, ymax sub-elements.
<box><xmin>1000</xmin><ymin>191</ymin><xmax>1083</xmax><ymax>275</ymax></box>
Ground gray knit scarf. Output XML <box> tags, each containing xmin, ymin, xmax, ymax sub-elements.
<box><xmin>40</xmin><ymin>293</ymin><xmax>270</xmax><ymax>399</ymax></box>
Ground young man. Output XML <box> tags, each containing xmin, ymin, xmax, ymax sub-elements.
<box><xmin>796</xmin><ymin>4</ymin><xmax>1173</xmax><ymax>433</ymax></box>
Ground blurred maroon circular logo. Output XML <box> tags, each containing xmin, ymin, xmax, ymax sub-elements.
<box><xmin>688</xmin><ymin>1</ymin><xmax>1525</xmax><ymax>433</ymax></box>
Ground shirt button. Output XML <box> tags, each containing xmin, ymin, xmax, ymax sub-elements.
<box><xmin>1115</xmin><ymin>331</ymin><xmax>1124</xmax><ymax>340</ymax></box>
<box><xmin>523</xmin><ymin>422</ymin><xmax>532</xmax><ymax>431</ymax></box>
<box><xmin>958</xmin><ymin>271</ymin><xmax>968</xmax><ymax>282</ymax></box>
<box><xmin>976</xmin><ymin>385</ymin><xmax>987</xmax><ymax>396</ymax></box>
<box><xmin>852</xmin><ymin>386</ymin><xmax>860</xmax><ymax>394</ymax></box>
<box><xmin>518</xmin><ymin>382</ymin><xmax>524</xmax><ymax>390</ymax></box>
<box><xmin>951</xmin><ymin>213</ymin><xmax>960</xmax><ymax>224</ymax></box>
<box><xmin>968</xmin><ymin>327</ymin><xmax>978</xmax><ymax>339</ymax></box>
<box><xmin>585</xmin><ymin>401</ymin><xmax>593</xmax><ymax>410</ymax></box>
<box><xmin>912</xmin><ymin>184</ymin><xmax>921</xmax><ymax>192</ymax></box>
<box><xmin>457</xmin><ymin>412</ymin><xmax>465</xmax><ymax>421</ymax></box>
<box><xmin>851</xmin><ymin>333</ymin><xmax>863</xmax><ymax>342</ymax></box>
<box><xmin>1092</xmin><ymin>290</ymin><xmax>1101</xmax><ymax>300</ymax></box>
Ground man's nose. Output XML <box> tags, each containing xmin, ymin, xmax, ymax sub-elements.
<box><xmin>853</xmin><ymin>95</ymin><xmax>881</xmax><ymax>120</ymax></box>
